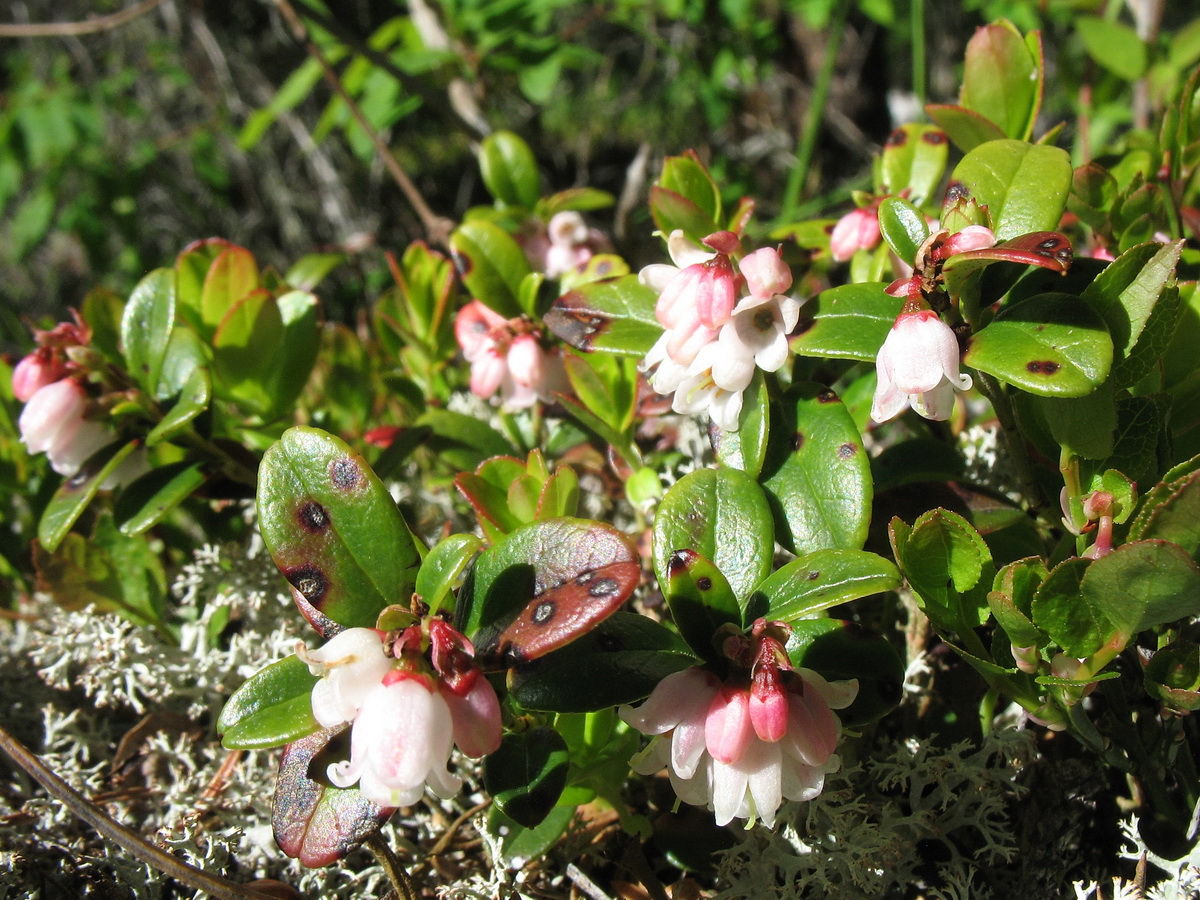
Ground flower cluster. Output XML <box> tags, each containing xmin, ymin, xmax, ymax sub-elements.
<box><xmin>620</xmin><ymin>619</ymin><xmax>856</xmax><ymax>828</ymax></box>
<box><xmin>639</xmin><ymin>231</ymin><xmax>802</xmax><ymax>431</ymax></box>
<box><xmin>520</xmin><ymin>211</ymin><xmax>612</xmax><ymax>278</ymax></box>
<box><xmin>13</xmin><ymin>319</ymin><xmax>146</xmax><ymax>484</ymax></box>
<box><xmin>454</xmin><ymin>300</ymin><xmax>568</xmax><ymax>409</ymax></box>
<box><xmin>298</xmin><ymin>620</ymin><xmax>501</xmax><ymax>809</ymax></box>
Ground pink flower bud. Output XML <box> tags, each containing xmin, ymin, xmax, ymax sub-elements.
<box><xmin>830</xmin><ymin>207</ymin><xmax>881</xmax><ymax>262</ymax></box>
<box><xmin>705</xmin><ymin>683</ymin><xmax>754</xmax><ymax>765</ymax></box>
<box><xmin>18</xmin><ymin>379</ymin><xmax>87</xmax><ymax>455</ymax></box>
<box><xmin>506</xmin><ymin>334</ymin><xmax>544</xmax><ymax>389</ymax></box>
<box><xmin>442</xmin><ymin>676</ymin><xmax>502</xmax><ymax>758</ymax></box>
<box><xmin>739</xmin><ymin>247</ymin><xmax>793</xmax><ymax>299</ymax></box>
<box><xmin>942</xmin><ymin>225</ymin><xmax>997</xmax><ymax>255</ymax></box>
<box><xmin>12</xmin><ymin>351</ymin><xmax>69</xmax><ymax>403</ymax></box>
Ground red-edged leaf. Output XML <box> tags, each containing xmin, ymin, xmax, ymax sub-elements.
<box><xmin>273</xmin><ymin>728</ymin><xmax>392</xmax><ymax>867</ymax></box>
<box><xmin>478</xmin><ymin>560</ymin><xmax>641</xmax><ymax>668</ymax></box>
<box><xmin>943</xmin><ymin>231</ymin><xmax>1073</xmax><ymax>298</ymax></box>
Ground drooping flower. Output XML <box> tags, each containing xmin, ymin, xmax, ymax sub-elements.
<box><xmin>639</xmin><ymin>237</ymin><xmax>803</xmax><ymax>432</ymax></box>
<box><xmin>542</xmin><ymin>211</ymin><xmax>612</xmax><ymax>278</ymax></box>
<box><xmin>829</xmin><ymin>206</ymin><xmax>882</xmax><ymax>262</ymax></box>
<box><xmin>299</xmin><ymin>623</ymin><xmax>502</xmax><ymax>810</ymax></box>
<box><xmin>454</xmin><ymin>300</ymin><xmax>566</xmax><ymax>410</ymax></box>
<box><xmin>12</xmin><ymin>349</ymin><xmax>70</xmax><ymax>403</ymax></box>
<box><xmin>871</xmin><ymin>303</ymin><xmax>973</xmax><ymax>423</ymax></box>
<box><xmin>620</xmin><ymin>619</ymin><xmax>856</xmax><ymax>828</ymax></box>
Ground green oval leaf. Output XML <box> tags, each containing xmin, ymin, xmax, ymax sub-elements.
<box><xmin>483</xmin><ymin>727</ymin><xmax>570</xmax><ymax>829</ymax></box>
<box><xmin>959</xmin><ymin>21</ymin><xmax>1041</xmax><ymax>140</ymax></box>
<box><xmin>506</xmin><ymin>612</ymin><xmax>697</xmax><ymax>712</ymax></box>
<box><xmin>757</xmin><ymin>549</ymin><xmax>901</xmax><ymax>623</ymax></box>
<box><xmin>415</xmin><ymin>533</ymin><xmax>483</xmax><ymax>617</ymax></box>
<box><xmin>479</xmin><ymin>130</ymin><xmax>541</xmax><ymax>209</ymax></box>
<box><xmin>664</xmin><ymin>548</ymin><xmax>742</xmax><ymax>659</ymax></box>
<box><xmin>545</xmin><ymin>275</ymin><xmax>660</xmax><ymax>356</ymax></box>
<box><xmin>653</xmin><ymin>467</ymin><xmax>774</xmax><ymax>605</ymax></box>
<box><xmin>761</xmin><ymin>385</ymin><xmax>872</xmax><ymax>555</ymax></box>
<box><xmin>38</xmin><ymin>440</ymin><xmax>140</xmax><ymax>553</ymax></box>
<box><xmin>964</xmin><ymin>293</ymin><xmax>1113</xmax><ymax>396</ymax></box>
<box><xmin>790</xmin><ymin>283</ymin><xmax>896</xmax><ymax>362</ymax></box>
<box><xmin>114</xmin><ymin>461</ymin><xmax>207</xmax><ymax>536</ymax></box>
<box><xmin>212</xmin><ymin>289</ymin><xmax>284</xmax><ymax>412</ymax></box>
<box><xmin>218</xmin><ymin>654</ymin><xmax>320</xmax><ymax>749</ymax></box>
<box><xmin>121</xmin><ymin>268</ymin><xmax>176</xmax><ymax>395</ymax></box>
<box><xmin>258</xmin><ymin>427</ymin><xmax>420</xmax><ymax>634</ymax></box>
<box><xmin>1081</xmin><ymin>540</ymin><xmax>1200</xmax><ymax>639</ymax></box>
<box><xmin>879</xmin><ymin>124</ymin><xmax>950</xmax><ymax>205</ymax></box>
<box><xmin>877</xmin><ymin>196</ymin><xmax>930</xmax><ymax>267</ymax></box>
<box><xmin>450</xmin><ymin>220</ymin><xmax>531</xmax><ymax>318</ymax></box>
<box><xmin>1030</xmin><ymin>557</ymin><xmax>1109</xmax><ymax>658</ymax></box>
<box><xmin>201</xmin><ymin>245</ymin><xmax>260</xmax><ymax>337</ymax></box>
<box><xmin>711</xmin><ymin>370</ymin><xmax>769</xmax><ymax>479</ymax></box>
<box><xmin>949</xmin><ymin>140</ymin><xmax>1072</xmax><ymax>240</ymax></box>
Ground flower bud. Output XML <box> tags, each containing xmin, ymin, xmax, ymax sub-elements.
<box><xmin>12</xmin><ymin>352</ymin><xmax>69</xmax><ymax>403</ymax></box>
<box><xmin>830</xmin><ymin>207</ymin><xmax>881</xmax><ymax>262</ymax></box>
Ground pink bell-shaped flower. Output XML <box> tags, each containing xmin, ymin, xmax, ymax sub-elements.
<box><xmin>620</xmin><ymin>618</ymin><xmax>857</xmax><ymax>828</ymax></box>
<box><xmin>871</xmin><ymin>305</ymin><xmax>973</xmax><ymax>423</ymax></box>
<box><xmin>18</xmin><ymin>378</ymin><xmax>88</xmax><ymax>456</ymax></box>
<box><xmin>12</xmin><ymin>350</ymin><xmax>70</xmax><ymax>403</ymax></box>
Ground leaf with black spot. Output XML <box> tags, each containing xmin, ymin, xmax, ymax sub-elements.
<box><xmin>258</xmin><ymin>427</ymin><xmax>420</xmax><ymax>635</ymax></box>
<box><xmin>664</xmin><ymin>549</ymin><xmax>742</xmax><ymax>660</ymax></box>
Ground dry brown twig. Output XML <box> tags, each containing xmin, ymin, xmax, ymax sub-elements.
<box><xmin>0</xmin><ymin>0</ymin><xmax>165</xmax><ymax>37</ymax></box>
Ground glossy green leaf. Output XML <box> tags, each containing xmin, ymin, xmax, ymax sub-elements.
<box><xmin>1032</xmin><ymin>383</ymin><xmax>1116</xmax><ymax>460</ymax></box>
<box><xmin>1081</xmin><ymin>241</ymin><xmax>1183</xmax><ymax>389</ymax></box>
<box><xmin>506</xmin><ymin>612</ymin><xmax>697</xmax><ymax>712</ymax></box>
<box><xmin>121</xmin><ymin>268</ymin><xmax>176</xmax><ymax>395</ymax></box>
<box><xmin>114</xmin><ymin>461</ymin><xmax>207</xmax><ymax>535</ymax></box>
<box><xmin>201</xmin><ymin>245</ymin><xmax>259</xmax><ymax>336</ymax></box>
<box><xmin>545</xmin><ymin>275</ymin><xmax>660</xmax><ymax>356</ymax></box>
<box><xmin>537</xmin><ymin>187</ymin><xmax>615</xmax><ymax>218</ymax></box>
<box><xmin>1082</xmin><ymin>541</ymin><xmax>1200</xmax><ymax>639</ymax></box>
<box><xmin>218</xmin><ymin>654</ymin><xmax>320</xmax><ymax>749</ymax></box>
<box><xmin>450</xmin><ymin>220</ymin><xmax>531</xmax><ymax>318</ymax></box>
<box><xmin>258</xmin><ymin>427</ymin><xmax>420</xmax><ymax>634</ymax></box>
<box><xmin>479</xmin><ymin>130</ymin><xmax>540</xmax><ymax>209</ymax></box>
<box><xmin>889</xmin><ymin>508</ymin><xmax>992</xmax><ymax>636</ymax></box>
<box><xmin>484</xmin><ymin>727</ymin><xmax>569</xmax><ymax>829</ymax></box>
<box><xmin>285</xmin><ymin>252</ymin><xmax>345</xmax><ymax>291</ymax></box>
<box><xmin>653</xmin><ymin>151</ymin><xmax>721</xmax><ymax>238</ymax></box>
<box><xmin>1078</xmin><ymin>18</ymin><xmax>1148</xmax><ymax>81</ymax></box>
<box><xmin>38</xmin><ymin>440</ymin><xmax>139</xmax><ymax>553</ymax></box>
<box><xmin>212</xmin><ymin>290</ymin><xmax>284</xmax><ymax>412</ymax></box>
<box><xmin>756</xmin><ymin>550</ymin><xmax>901</xmax><ymax>624</ymax></box>
<box><xmin>648</xmin><ymin>187</ymin><xmax>720</xmax><ymax>244</ymax></box>
<box><xmin>268</xmin><ymin>290</ymin><xmax>321</xmax><ymax>415</ymax></box>
<box><xmin>415</xmin><ymin>533</ymin><xmax>483</xmax><ymax>617</ymax></box>
<box><xmin>663</xmin><ymin>548</ymin><xmax>742</xmax><ymax>659</ymax></box>
<box><xmin>81</xmin><ymin>288</ymin><xmax>126</xmax><ymax>361</ymax></box>
<box><xmin>761</xmin><ymin>385</ymin><xmax>872</xmax><ymax>555</ymax></box>
<box><xmin>653</xmin><ymin>467</ymin><xmax>774</xmax><ymax>605</ymax></box>
<box><xmin>146</xmin><ymin>364</ymin><xmax>211</xmax><ymax>447</ymax></box>
<box><xmin>153</xmin><ymin>324</ymin><xmax>209</xmax><ymax>402</ymax></box>
<box><xmin>786</xmin><ymin>619</ymin><xmax>904</xmax><ymax>727</ymax></box>
<box><xmin>925</xmin><ymin>104</ymin><xmax>1007</xmax><ymax>154</ymax></box>
<box><xmin>789</xmin><ymin>282</ymin><xmax>896</xmax><ymax>361</ymax></box>
<box><xmin>272</xmin><ymin>728</ymin><xmax>392</xmax><ymax>867</ymax></box>
<box><xmin>711</xmin><ymin>370</ymin><xmax>769</xmax><ymax>479</ymax></box>
<box><xmin>877</xmin><ymin>196</ymin><xmax>930</xmax><ymax>267</ymax></box>
<box><xmin>964</xmin><ymin>293</ymin><xmax>1113</xmax><ymax>397</ymax></box>
<box><xmin>958</xmin><ymin>20</ymin><xmax>1041</xmax><ymax>140</ymax></box>
<box><xmin>988</xmin><ymin>557</ymin><xmax>1049</xmax><ymax>647</ymax></box>
<box><xmin>878</xmin><ymin>124</ymin><xmax>950</xmax><ymax>205</ymax></box>
<box><xmin>949</xmin><ymin>140</ymin><xmax>1072</xmax><ymax>240</ymax></box>
<box><xmin>1030</xmin><ymin>557</ymin><xmax>1108</xmax><ymax>658</ymax></box>
<box><xmin>458</xmin><ymin>516</ymin><xmax>638</xmax><ymax>644</ymax></box>
<box><xmin>175</xmin><ymin>237</ymin><xmax>237</xmax><ymax>333</ymax></box>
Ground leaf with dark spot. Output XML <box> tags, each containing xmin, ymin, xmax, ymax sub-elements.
<box><xmin>258</xmin><ymin>428</ymin><xmax>420</xmax><ymax>635</ymax></box>
<box><xmin>544</xmin><ymin>275</ymin><xmax>660</xmax><ymax>356</ymax></box>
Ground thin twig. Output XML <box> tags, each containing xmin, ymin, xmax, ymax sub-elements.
<box><xmin>566</xmin><ymin>863</ymin><xmax>614</xmax><ymax>900</ymax></box>
<box><xmin>0</xmin><ymin>724</ymin><xmax>275</xmax><ymax>900</ymax></box>
<box><xmin>272</xmin><ymin>0</ymin><xmax>455</xmax><ymax>248</ymax></box>
<box><xmin>427</xmin><ymin>798</ymin><xmax>491</xmax><ymax>857</ymax></box>
<box><xmin>366</xmin><ymin>832</ymin><xmax>418</xmax><ymax>900</ymax></box>
<box><xmin>0</xmin><ymin>0</ymin><xmax>164</xmax><ymax>37</ymax></box>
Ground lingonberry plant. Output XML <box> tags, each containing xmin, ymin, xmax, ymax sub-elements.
<box><xmin>5</xmin><ymin>11</ymin><xmax>1200</xmax><ymax>899</ymax></box>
